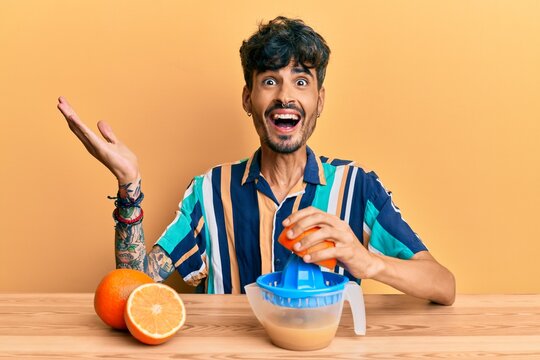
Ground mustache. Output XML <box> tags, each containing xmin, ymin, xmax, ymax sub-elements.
<box><xmin>264</xmin><ymin>103</ymin><xmax>305</xmax><ymax>119</ymax></box>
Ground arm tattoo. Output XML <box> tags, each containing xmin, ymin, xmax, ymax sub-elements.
<box><xmin>147</xmin><ymin>245</ymin><xmax>175</xmax><ymax>282</ymax></box>
<box><xmin>114</xmin><ymin>179</ymin><xmax>174</xmax><ymax>282</ymax></box>
<box><xmin>115</xmin><ymin>220</ymin><xmax>147</xmax><ymax>271</ymax></box>
<box><xmin>118</xmin><ymin>179</ymin><xmax>141</xmax><ymax>202</ymax></box>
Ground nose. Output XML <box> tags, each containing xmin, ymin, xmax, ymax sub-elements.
<box><xmin>276</xmin><ymin>82</ymin><xmax>295</xmax><ymax>108</ymax></box>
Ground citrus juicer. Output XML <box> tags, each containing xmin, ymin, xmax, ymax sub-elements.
<box><xmin>245</xmin><ymin>254</ymin><xmax>366</xmax><ymax>350</ymax></box>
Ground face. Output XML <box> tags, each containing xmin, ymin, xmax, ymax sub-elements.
<box><xmin>242</xmin><ymin>61</ymin><xmax>325</xmax><ymax>154</ymax></box>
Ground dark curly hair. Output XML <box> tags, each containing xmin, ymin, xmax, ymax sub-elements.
<box><xmin>239</xmin><ymin>16</ymin><xmax>331</xmax><ymax>90</ymax></box>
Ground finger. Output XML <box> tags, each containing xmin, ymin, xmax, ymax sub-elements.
<box><xmin>64</xmin><ymin>118</ymin><xmax>101</xmax><ymax>157</ymax></box>
<box><xmin>57</xmin><ymin>97</ymin><xmax>92</xmax><ymax>134</ymax></box>
<box><xmin>57</xmin><ymin>96</ymin><xmax>83</xmax><ymax>123</ymax></box>
<box><xmin>97</xmin><ymin>120</ymin><xmax>118</xmax><ymax>144</ymax></box>
<box><xmin>287</xmin><ymin>211</ymin><xmax>336</xmax><ymax>239</ymax></box>
<box><xmin>67</xmin><ymin>121</ymin><xmax>98</xmax><ymax>157</ymax></box>
<box><xmin>303</xmin><ymin>246</ymin><xmax>337</xmax><ymax>265</ymax></box>
<box><xmin>282</xmin><ymin>206</ymin><xmax>319</xmax><ymax>227</ymax></box>
<box><xmin>293</xmin><ymin>226</ymin><xmax>335</xmax><ymax>251</ymax></box>
<box><xmin>57</xmin><ymin>98</ymin><xmax>106</xmax><ymax>150</ymax></box>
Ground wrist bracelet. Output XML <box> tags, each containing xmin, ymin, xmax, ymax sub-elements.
<box><xmin>113</xmin><ymin>207</ymin><xmax>144</xmax><ymax>225</ymax></box>
<box><xmin>108</xmin><ymin>192</ymin><xmax>145</xmax><ymax>209</ymax></box>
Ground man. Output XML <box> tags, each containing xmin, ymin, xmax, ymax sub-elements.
<box><xmin>58</xmin><ymin>16</ymin><xmax>455</xmax><ymax>305</ymax></box>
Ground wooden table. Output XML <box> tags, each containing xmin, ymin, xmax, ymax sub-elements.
<box><xmin>1</xmin><ymin>293</ymin><xmax>539</xmax><ymax>359</ymax></box>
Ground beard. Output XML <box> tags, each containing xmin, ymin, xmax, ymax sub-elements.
<box><xmin>263</xmin><ymin>133</ymin><xmax>305</xmax><ymax>154</ymax></box>
<box><xmin>256</xmin><ymin>113</ymin><xmax>318</xmax><ymax>154</ymax></box>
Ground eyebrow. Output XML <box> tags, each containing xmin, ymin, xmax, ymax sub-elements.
<box><xmin>291</xmin><ymin>66</ymin><xmax>314</xmax><ymax>77</ymax></box>
<box><xmin>257</xmin><ymin>65</ymin><xmax>314</xmax><ymax>78</ymax></box>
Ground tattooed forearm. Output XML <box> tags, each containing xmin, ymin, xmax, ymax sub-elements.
<box><xmin>113</xmin><ymin>178</ymin><xmax>174</xmax><ymax>282</ymax></box>
<box><xmin>114</xmin><ymin>178</ymin><xmax>147</xmax><ymax>272</ymax></box>
<box><xmin>115</xmin><ymin>222</ymin><xmax>147</xmax><ymax>271</ymax></box>
<box><xmin>115</xmin><ymin>224</ymin><xmax>174</xmax><ymax>282</ymax></box>
<box><xmin>147</xmin><ymin>245</ymin><xmax>175</xmax><ymax>282</ymax></box>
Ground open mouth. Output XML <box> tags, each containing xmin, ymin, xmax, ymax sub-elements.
<box><xmin>270</xmin><ymin>113</ymin><xmax>301</xmax><ymax>130</ymax></box>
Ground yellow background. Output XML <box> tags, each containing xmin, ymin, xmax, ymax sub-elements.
<box><xmin>1</xmin><ymin>0</ymin><xmax>539</xmax><ymax>294</ymax></box>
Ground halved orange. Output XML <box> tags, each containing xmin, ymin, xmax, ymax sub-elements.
<box><xmin>124</xmin><ymin>283</ymin><xmax>186</xmax><ymax>345</ymax></box>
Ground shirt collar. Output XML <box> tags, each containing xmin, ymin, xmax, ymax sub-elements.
<box><xmin>241</xmin><ymin>146</ymin><xmax>327</xmax><ymax>186</ymax></box>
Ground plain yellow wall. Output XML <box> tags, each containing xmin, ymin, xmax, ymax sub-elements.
<box><xmin>1</xmin><ymin>0</ymin><xmax>539</xmax><ymax>294</ymax></box>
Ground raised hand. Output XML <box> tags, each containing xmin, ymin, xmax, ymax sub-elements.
<box><xmin>57</xmin><ymin>96</ymin><xmax>140</xmax><ymax>185</ymax></box>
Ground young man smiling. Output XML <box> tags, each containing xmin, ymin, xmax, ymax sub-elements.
<box><xmin>58</xmin><ymin>16</ymin><xmax>455</xmax><ymax>305</ymax></box>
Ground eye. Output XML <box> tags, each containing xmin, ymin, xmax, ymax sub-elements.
<box><xmin>263</xmin><ymin>78</ymin><xmax>276</xmax><ymax>86</ymax></box>
<box><xmin>296</xmin><ymin>78</ymin><xmax>308</xmax><ymax>87</ymax></box>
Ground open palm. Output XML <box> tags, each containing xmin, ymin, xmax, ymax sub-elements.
<box><xmin>57</xmin><ymin>96</ymin><xmax>140</xmax><ymax>185</ymax></box>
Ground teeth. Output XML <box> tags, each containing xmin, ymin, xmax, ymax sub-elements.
<box><xmin>272</xmin><ymin>113</ymin><xmax>299</xmax><ymax>120</ymax></box>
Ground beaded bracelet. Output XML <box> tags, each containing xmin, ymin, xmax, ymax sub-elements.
<box><xmin>113</xmin><ymin>207</ymin><xmax>144</xmax><ymax>225</ymax></box>
<box><xmin>108</xmin><ymin>192</ymin><xmax>145</xmax><ymax>225</ymax></box>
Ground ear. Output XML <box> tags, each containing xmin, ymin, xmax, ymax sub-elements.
<box><xmin>242</xmin><ymin>85</ymin><xmax>252</xmax><ymax>114</ymax></box>
<box><xmin>317</xmin><ymin>86</ymin><xmax>326</xmax><ymax>116</ymax></box>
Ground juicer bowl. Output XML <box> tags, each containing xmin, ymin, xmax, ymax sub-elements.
<box><xmin>245</xmin><ymin>256</ymin><xmax>366</xmax><ymax>350</ymax></box>
<box><xmin>246</xmin><ymin>285</ymin><xmax>347</xmax><ymax>350</ymax></box>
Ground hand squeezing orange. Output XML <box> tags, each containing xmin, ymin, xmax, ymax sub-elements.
<box><xmin>278</xmin><ymin>225</ymin><xmax>337</xmax><ymax>269</ymax></box>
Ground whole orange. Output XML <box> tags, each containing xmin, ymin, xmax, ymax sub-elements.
<box><xmin>94</xmin><ymin>269</ymin><xmax>154</xmax><ymax>329</ymax></box>
<box><xmin>278</xmin><ymin>225</ymin><xmax>337</xmax><ymax>269</ymax></box>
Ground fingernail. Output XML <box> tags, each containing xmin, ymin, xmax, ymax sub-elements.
<box><xmin>293</xmin><ymin>243</ymin><xmax>301</xmax><ymax>251</ymax></box>
<box><xmin>287</xmin><ymin>230</ymin><xmax>294</xmax><ymax>238</ymax></box>
<box><xmin>304</xmin><ymin>254</ymin><xmax>312</xmax><ymax>262</ymax></box>
<box><xmin>283</xmin><ymin>218</ymin><xmax>290</xmax><ymax>226</ymax></box>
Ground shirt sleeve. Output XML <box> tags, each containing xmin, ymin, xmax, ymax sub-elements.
<box><xmin>155</xmin><ymin>177</ymin><xmax>207</xmax><ymax>286</ymax></box>
<box><xmin>363</xmin><ymin>171</ymin><xmax>427</xmax><ymax>259</ymax></box>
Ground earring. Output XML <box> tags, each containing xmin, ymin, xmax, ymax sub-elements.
<box><xmin>317</xmin><ymin>113</ymin><xmax>321</xmax><ymax>118</ymax></box>
<box><xmin>247</xmin><ymin>112</ymin><xmax>252</xmax><ymax>117</ymax></box>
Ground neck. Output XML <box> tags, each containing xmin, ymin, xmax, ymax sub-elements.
<box><xmin>260</xmin><ymin>145</ymin><xmax>307</xmax><ymax>202</ymax></box>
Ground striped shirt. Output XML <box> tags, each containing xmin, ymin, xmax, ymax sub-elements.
<box><xmin>155</xmin><ymin>146</ymin><xmax>427</xmax><ymax>294</ymax></box>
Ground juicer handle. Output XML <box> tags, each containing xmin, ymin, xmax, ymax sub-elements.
<box><xmin>344</xmin><ymin>281</ymin><xmax>366</xmax><ymax>335</ymax></box>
